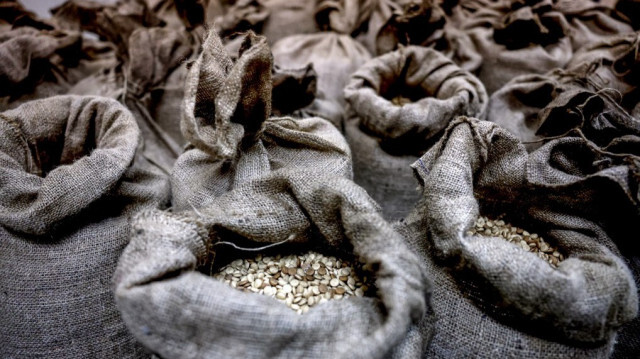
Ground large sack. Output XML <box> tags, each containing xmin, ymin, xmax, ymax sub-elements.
<box><xmin>344</xmin><ymin>45</ymin><xmax>487</xmax><ymax>220</ymax></box>
<box><xmin>113</xmin><ymin>28</ymin><xmax>431</xmax><ymax>359</ymax></box>
<box><xmin>0</xmin><ymin>95</ymin><xmax>170</xmax><ymax>358</ymax></box>
<box><xmin>397</xmin><ymin>117</ymin><xmax>638</xmax><ymax>357</ymax></box>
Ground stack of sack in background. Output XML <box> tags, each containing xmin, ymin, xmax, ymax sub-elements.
<box><xmin>0</xmin><ymin>0</ymin><xmax>638</xmax><ymax>358</ymax></box>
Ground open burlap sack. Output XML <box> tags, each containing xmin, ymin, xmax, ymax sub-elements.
<box><xmin>0</xmin><ymin>95</ymin><xmax>170</xmax><ymax>358</ymax></box>
<box><xmin>115</xmin><ymin>171</ymin><xmax>431</xmax><ymax>359</ymax></box>
<box><xmin>271</xmin><ymin>0</ymin><xmax>373</xmax><ymax>128</ymax></box>
<box><xmin>343</xmin><ymin>45</ymin><xmax>487</xmax><ymax>220</ymax></box>
<box><xmin>114</xmin><ymin>27</ymin><xmax>430</xmax><ymax>359</ymax></box>
<box><xmin>395</xmin><ymin>117</ymin><xmax>638</xmax><ymax>357</ymax></box>
<box><xmin>173</xmin><ymin>29</ymin><xmax>352</xmax><ymax>211</ymax></box>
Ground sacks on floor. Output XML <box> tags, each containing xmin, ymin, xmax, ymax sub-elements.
<box><xmin>271</xmin><ymin>0</ymin><xmax>373</xmax><ymax>128</ymax></box>
<box><xmin>0</xmin><ymin>95</ymin><xmax>170</xmax><ymax>358</ymax></box>
<box><xmin>113</xmin><ymin>28</ymin><xmax>430</xmax><ymax>359</ymax></box>
<box><xmin>396</xmin><ymin>117</ymin><xmax>638</xmax><ymax>357</ymax></box>
<box><xmin>172</xmin><ymin>28</ymin><xmax>351</xmax><ymax>211</ymax></box>
<box><xmin>343</xmin><ymin>45</ymin><xmax>487</xmax><ymax>220</ymax></box>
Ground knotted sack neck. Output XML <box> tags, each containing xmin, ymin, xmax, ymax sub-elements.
<box><xmin>0</xmin><ymin>95</ymin><xmax>140</xmax><ymax>235</ymax></box>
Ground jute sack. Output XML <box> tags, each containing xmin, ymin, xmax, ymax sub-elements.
<box><xmin>271</xmin><ymin>0</ymin><xmax>374</xmax><ymax>128</ymax></box>
<box><xmin>0</xmin><ymin>95</ymin><xmax>170</xmax><ymax>358</ymax></box>
<box><xmin>172</xmin><ymin>29</ymin><xmax>352</xmax><ymax>211</ymax></box>
<box><xmin>396</xmin><ymin>117</ymin><xmax>638</xmax><ymax>357</ymax></box>
<box><xmin>343</xmin><ymin>45</ymin><xmax>487</xmax><ymax>220</ymax></box>
<box><xmin>114</xmin><ymin>171</ymin><xmax>431</xmax><ymax>359</ymax></box>
<box><xmin>114</xmin><ymin>28</ymin><xmax>431</xmax><ymax>359</ymax></box>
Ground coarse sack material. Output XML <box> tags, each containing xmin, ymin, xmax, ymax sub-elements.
<box><xmin>0</xmin><ymin>95</ymin><xmax>170</xmax><ymax>358</ymax></box>
<box><xmin>343</xmin><ymin>45</ymin><xmax>487</xmax><ymax>221</ymax></box>
<box><xmin>271</xmin><ymin>0</ymin><xmax>374</xmax><ymax>128</ymax></box>
<box><xmin>113</xmin><ymin>28</ymin><xmax>431</xmax><ymax>359</ymax></box>
<box><xmin>172</xmin><ymin>29</ymin><xmax>352</xmax><ymax>211</ymax></box>
<box><xmin>396</xmin><ymin>117</ymin><xmax>638</xmax><ymax>357</ymax></box>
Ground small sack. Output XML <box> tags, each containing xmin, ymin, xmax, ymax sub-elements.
<box><xmin>343</xmin><ymin>46</ymin><xmax>487</xmax><ymax>220</ymax></box>
<box><xmin>0</xmin><ymin>95</ymin><xmax>170</xmax><ymax>358</ymax></box>
<box><xmin>173</xmin><ymin>29</ymin><xmax>352</xmax><ymax>210</ymax></box>
<box><xmin>396</xmin><ymin>117</ymin><xmax>638</xmax><ymax>357</ymax></box>
<box><xmin>114</xmin><ymin>28</ymin><xmax>430</xmax><ymax>359</ymax></box>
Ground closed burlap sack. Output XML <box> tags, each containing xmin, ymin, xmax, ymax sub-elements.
<box><xmin>0</xmin><ymin>95</ymin><xmax>170</xmax><ymax>358</ymax></box>
<box><xmin>173</xmin><ymin>29</ymin><xmax>352</xmax><ymax>211</ymax></box>
<box><xmin>396</xmin><ymin>117</ymin><xmax>638</xmax><ymax>357</ymax></box>
<box><xmin>343</xmin><ymin>46</ymin><xmax>487</xmax><ymax>220</ymax></box>
<box><xmin>552</xmin><ymin>0</ymin><xmax>634</xmax><ymax>51</ymax></box>
<box><xmin>455</xmin><ymin>0</ymin><xmax>573</xmax><ymax>94</ymax></box>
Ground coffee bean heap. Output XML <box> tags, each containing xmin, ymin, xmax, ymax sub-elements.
<box><xmin>468</xmin><ymin>216</ymin><xmax>565</xmax><ymax>267</ymax></box>
<box><xmin>213</xmin><ymin>251</ymin><xmax>372</xmax><ymax>314</ymax></box>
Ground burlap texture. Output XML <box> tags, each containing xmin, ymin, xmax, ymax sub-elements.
<box><xmin>0</xmin><ymin>95</ymin><xmax>170</xmax><ymax>358</ymax></box>
<box><xmin>174</xmin><ymin>29</ymin><xmax>352</xmax><ymax>211</ymax></box>
<box><xmin>396</xmin><ymin>117</ymin><xmax>637</xmax><ymax>357</ymax></box>
<box><xmin>343</xmin><ymin>45</ymin><xmax>487</xmax><ymax>220</ymax></box>
<box><xmin>114</xmin><ymin>171</ymin><xmax>431</xmax><ymax>359</ymax></box>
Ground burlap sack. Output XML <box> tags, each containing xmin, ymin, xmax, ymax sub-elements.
<box><xmin>553</xmin><ymin>0</ymin><xmax>634</xmax><ymax>51</ymax></box>
<box><xmin>343</xmin><ymin>45</ymin><xmax>487</xmax><ymax>220</ymax></box>
<box><xmin>456</xmin><ymin>0</ymin><xmax>573</xmax><ymax>94</ymax></box>
<box><xmin>0</xmin><ymin>95</ymin><xmax>170</xmax><ymax>358</ymax></box>
<box><xmin>354</xmin><ymin>0</ymin><xmax>399</xmax><ymax>55</ymax></box>
<box><xmin>395</xmin><ymin>117</ymin><xmax>638</xmax><ymax>357</ymax></box>
<box><xmin>113</xmin><ymin>28</ymin><xmax>430</xmax><ymax>359</ymax></box>
<box><xmin>114</xmin><ymin>171</ymin><xmax>431</xmax><ymax>359</ymax></box>
<box><xmin>145</xmin><ymin>0</ymin><xmax>208</xmax><ymax>29</ymax></box>
<box><xmin>173</xmin><ymin>29</ymin><xmax>352</xmax><ymax>211</ymax></box>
